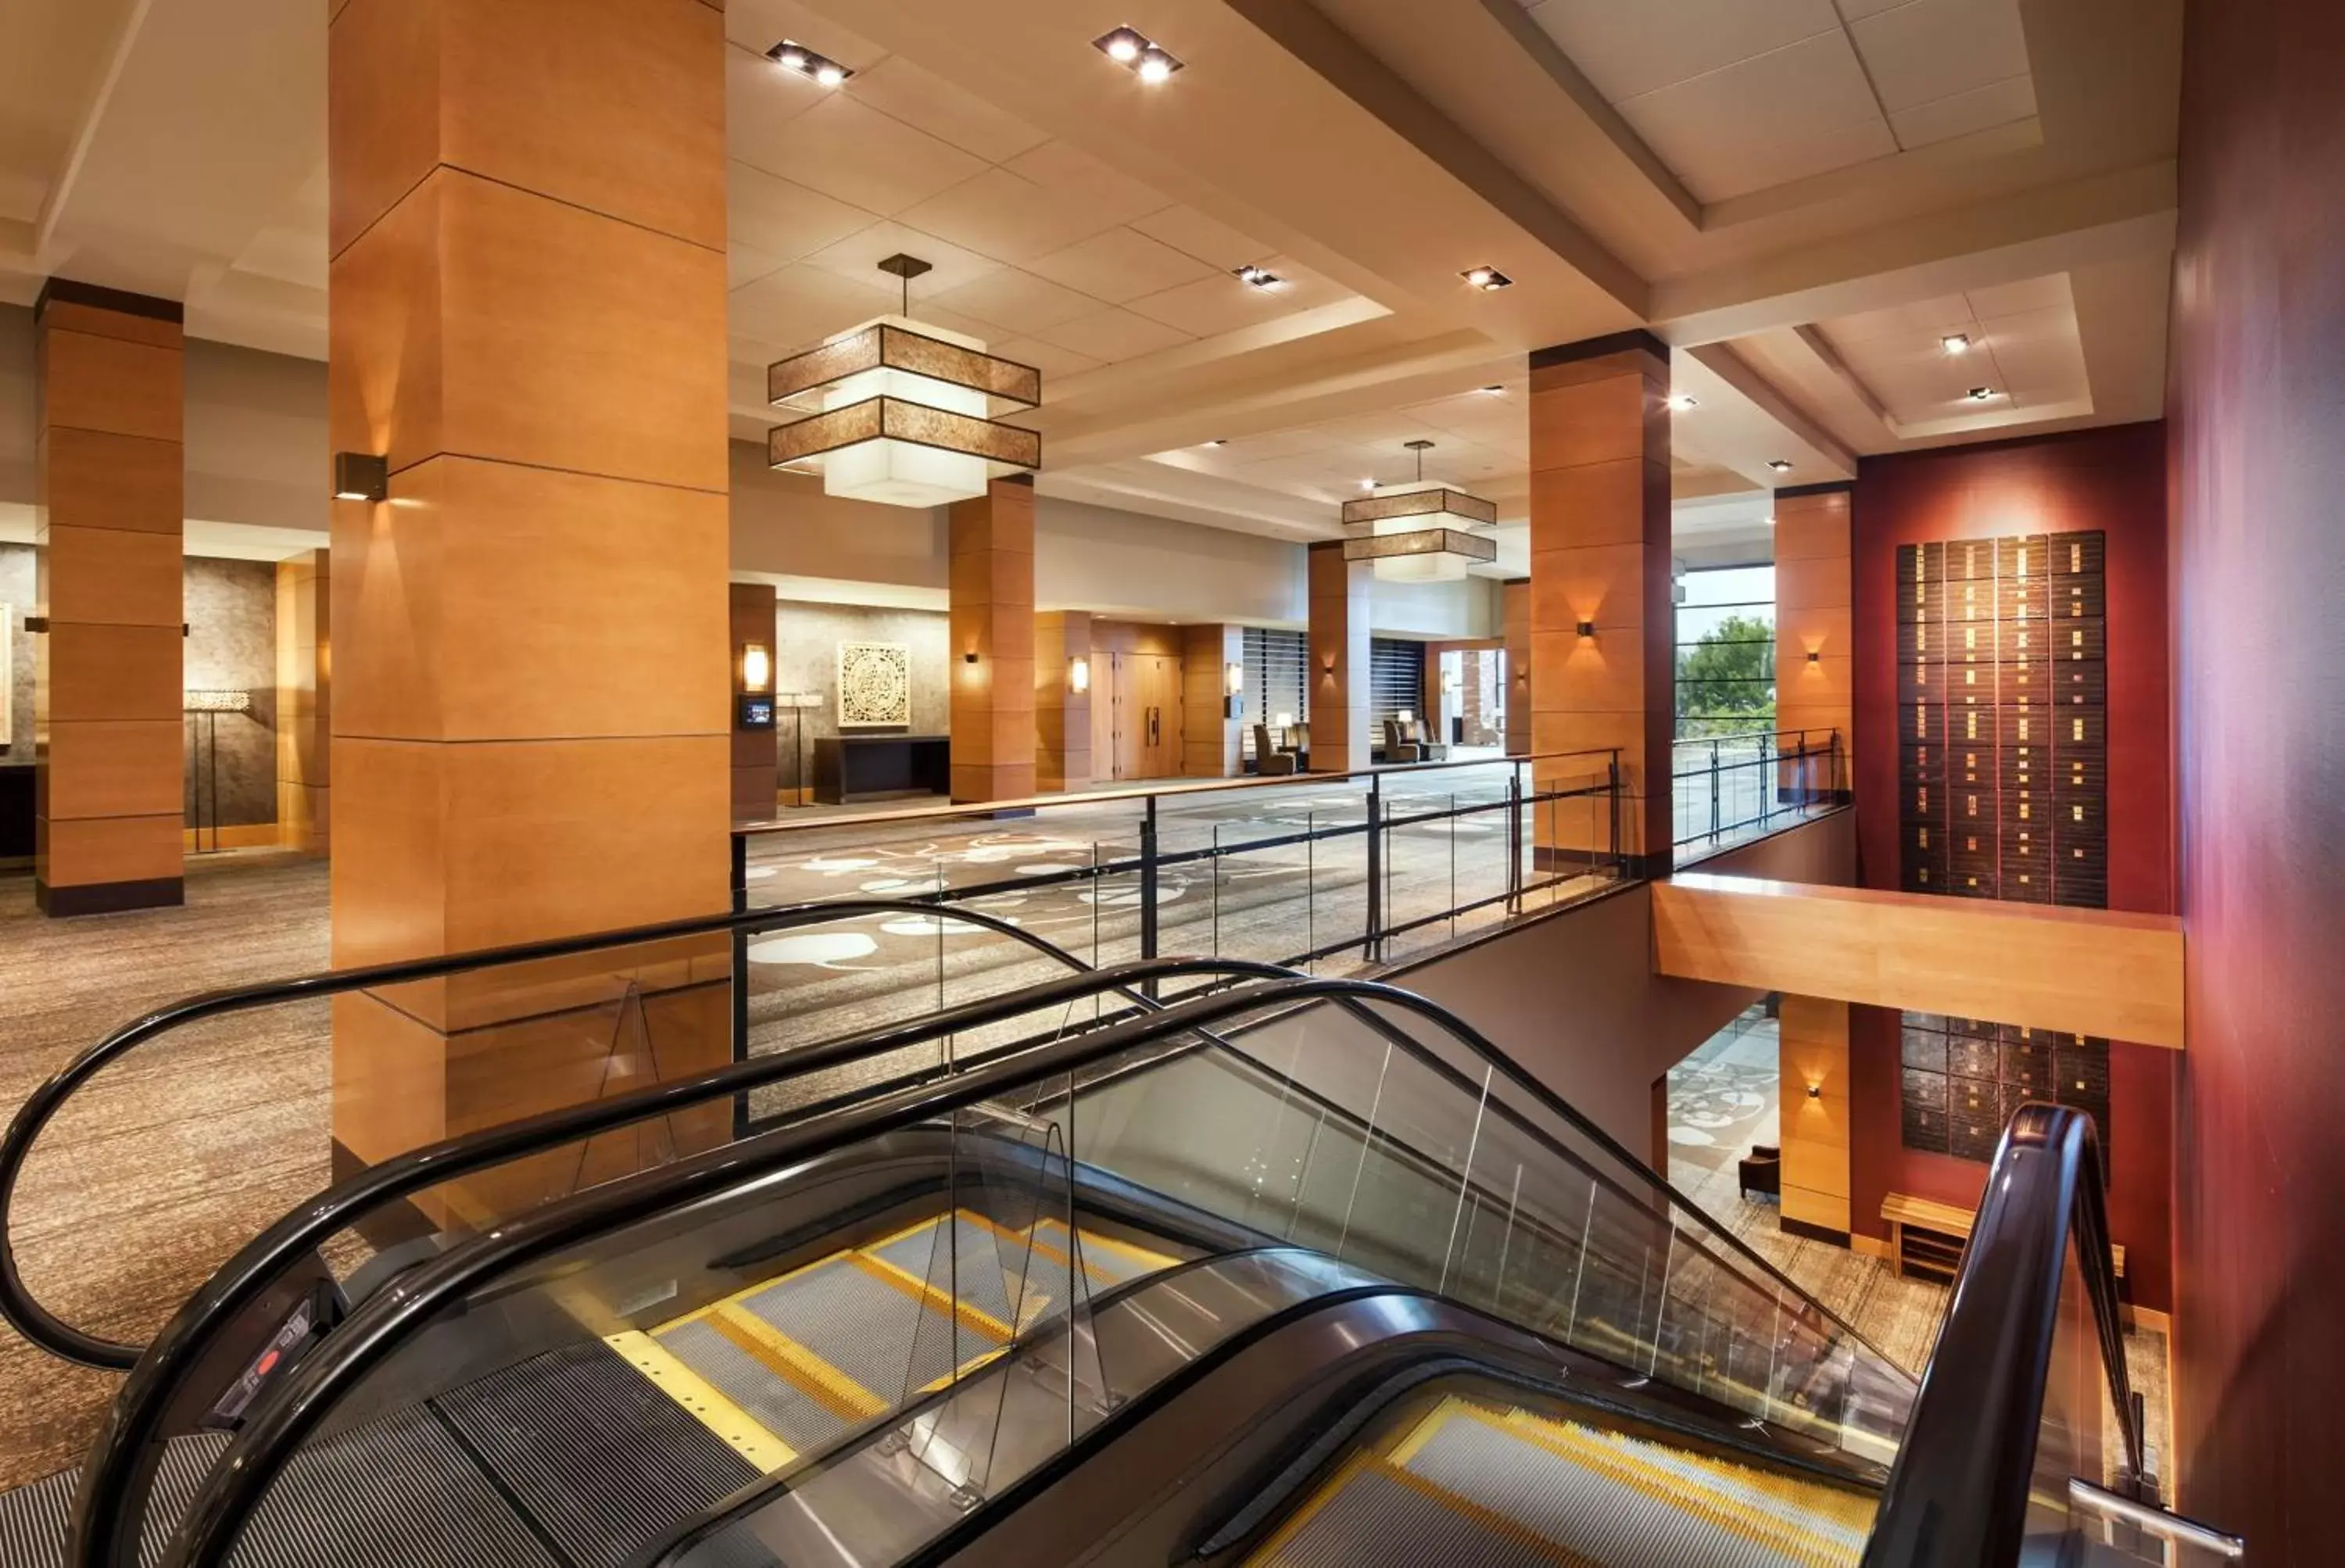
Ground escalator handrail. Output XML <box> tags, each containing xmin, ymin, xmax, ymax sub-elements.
<box><xmin>0</xmin><ymin>895</ymin><xmax>1144</xmax><ymax>1369</ymax></box>
<box><xmin>160</xmin><ymin>975</ymin><xmax>1873</xmax><ymax>1568</ymax></box>
<box><xmin>1858</xmin><ymin>1103</ymin><xmax>2143</xmax><ymax>1568</ymax></box>
<box><xmin>70</xmin><ymin>954</ymin><xmax>1298</xmax><ymax>1568</ymax></box>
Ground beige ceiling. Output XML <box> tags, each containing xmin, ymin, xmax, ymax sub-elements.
<box><xmin>0</xmin><ymin>0</ymin><xmax>2186</xmax><ymax>571</ymax></box>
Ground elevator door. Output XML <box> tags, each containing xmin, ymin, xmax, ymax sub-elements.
<box><xmin>1109</xmin><ymin>653</ymin><xmax>1183</xmax><ymax>780</ymax></box>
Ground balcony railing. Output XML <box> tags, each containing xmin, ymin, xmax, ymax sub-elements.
<box><xmin>1670</xmin><ymin>727</ymin><xmax>1846</xmax><ymax>865</ymax></box>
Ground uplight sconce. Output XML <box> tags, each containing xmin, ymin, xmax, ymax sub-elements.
<box><xmin>740</xmin><ymin>643</ymin><xmax>772</xmax><ymax>693</ymax></box>
<box><xmin>1806</xmin><ymin>1083</ymin><xmax>1824</xmax><ymax>1099</ymax></box>
<box><xmin>1806</xmin><ymin>650</ymin><xmax>1821</xmax><ymax>665</ymax></box>
<box><xmin>332</xmin><ymin>452</ymin><xmax>387</xmax><ymax>502</ymax></box>
<box><xmin>1069</xmin><ymin>655</ymin><xmax>1091</xmax><ymax>694</ymax></box>
<box><xmin>1575</xmin><ymin>618</ymin><xmax>1596</xmax><ymax>639</ymax></box>
<box><xmin>964</xmin><ymin>650</ymin><xmax>980</xmax><ymax>664</ymax></box>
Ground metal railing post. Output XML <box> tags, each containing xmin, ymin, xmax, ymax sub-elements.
<box><xmin>1505</xmin><ymin>770</ymin><xmax>1523</xmax><ymax>915</ymax></box>
<box><xmin>1139</xmin><ymin>795</ymin><xmax>1161</xmax><ymax>999</ymax></box>
<box><xmin>1607</xmin><ymin>750</ymin><xmax>1623</xmax><ymax>874</ymax></box>
<box><xmin>730</xmin><ymin>832</ymin><xmax>751</xmax><ymax>1138</ymax></box>
<box><xmin>1708</xmin><ymin>738</ymin><xmax>1721</xmax><ymax>840</ymax></box>
<box><xmin>1365</xmin><ymin>774</ymin><xmax>1384</xmax><ymax>964</ymax></box>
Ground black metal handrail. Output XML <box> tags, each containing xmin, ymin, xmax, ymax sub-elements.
<box><xmin>0</xmin><ymin>897</ymin><xmax>1161</xmax><ymax>1370</ymax></box>
<box><xmin>68</xmin><ymin>954</ymin><xmax>1297</xmax><ymax>1568</ymax></box>
<box><xmin>1860</xmin><ymin>1103</ymin><xmax>2144</xmax><ymax>1566</ymax></box>
<box><xmin>159</xmin><ymin>975</ymin><xmax>1912</xmax><ymax>1568</ymax></box>
<box><xmin>1671</xmin><ymin>726</ymin><xmax>1845</xmax><ymax>854</ymax></box>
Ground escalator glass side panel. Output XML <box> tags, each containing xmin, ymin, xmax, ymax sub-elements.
<box><xmin>1245</xmin><ymin>1382</ymin><xmax>1878</xmax><ymax>1568</ymax></box>
<box><xmin>1061</xmin><ymin>1007</ymin><xmax>1914</xmax><ymax>1469</ymax></box>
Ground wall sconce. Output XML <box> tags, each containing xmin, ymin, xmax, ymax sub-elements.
<box><xmin>1068</xmin><ymin>655</ymin><xmax>1090</xmax><ymax>694</ymax></box>
<box><xmin>1321</xmin><ymin>652</ymin><xmax>1335</xmax><ymax>674</ymax></box>
<box><xmin>1806</xmin><ymin>649</ymin><xmax>1821</xmax><ymax>665</ymax></box>
<box><xmin>739</xmin><ymin>643</ymin><xmax>772</xmax><ymax>693</ymax></box>
<box><xmin>1575</xmin><ymin>618</ymin><xmax>1596</xmax><ymax>639</ymax></box>
<box><xmin>1225</xmin><ymin>661</ymin><xmax>1243</xmax><ymax>696</ymax></box>
<box><xmin>964</xmin><ymin>650</ymin><xmax>979</xmax><ymax>664</ymax></box>
<box><xmin>1806</xmin><ymin>1083</ymin><xmax>1823</xmax><ymax>1099</ymax></box>
<box><xmin>332</xmin><ymin>452</ymin><xmax>387</xmax><ymax>502</ymax></box>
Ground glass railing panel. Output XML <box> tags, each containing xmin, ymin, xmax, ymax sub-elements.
<box><xmin>2022</xmin><ymin>1229</ymin><xmax>2133</xmax><ymax>1553</ymax></box>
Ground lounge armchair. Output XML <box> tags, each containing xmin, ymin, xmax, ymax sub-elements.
<box><xmin>1382</xmin><ymin>718</ymin><xmax>1423</xmax><ymax>763</ymax></box>
<box><xmin>1254</xmin><ymin>724</ymin><xmax>1297</xmax><ymax>775</ymax></box>
<box><xmin>1738</xmin><ymin>1144</ymin><xmax>1782</xmax><ymax>1201</ymax></box>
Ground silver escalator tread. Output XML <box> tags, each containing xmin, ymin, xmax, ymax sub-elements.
<box><xmin>433</xmin><ymin>1343</ymin><xmax>761</xmax><ymax>1568</ymax></box>
<box><xmin>658</xmin><ymin>1319</ymin><xmax>851</xmax><ymax>1453</ymax></box>
<box><xmin>735</xmin><ymin>1258</ymin><xmax>984</xmax><ymax>1397</ymax></box>
<box><xmin>1260</xmin><ymin>1466</ymin><xmax>1570</xmax><ymax>1567</ymax></box>
<box><xmin>230</xmin><ymin>1404</ymin><xmax>559</xmax><ymax>1568</ymax></box>
<box><xmin>0</xmin><ymin>1430</ymin><xmax>231</xmax><ymax>1568</ymax></box>
<box><xmin>1403</xmin><ymin>1412</ymin><xmax>1867</xmax><ymax>1567</ymax></box>
<box><xmin>868</xmin><ymin>1217</ymin><xmax>1019</xmax><ymax>1325</ymax></box>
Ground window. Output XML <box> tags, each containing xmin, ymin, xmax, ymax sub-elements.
<box><xmin>1241</xmin><ymin>628</ymin><xmax>1308</xmax><ymax>759</ymax></box>
<box><xmin>1369</xmin><ymin>638</ymin><xmax>1425</xmax><ymax>729</ymax></box>
<box><xmin>1674</xmin><ymin>565</ymin><xmax>1775</xmax><ymax>739</ymax></box>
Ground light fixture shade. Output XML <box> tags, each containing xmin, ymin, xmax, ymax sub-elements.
<box><xmin>1068</xmin><ymin>656</ymin><xmax>1091</xmax><ymax>694</ymax></box>
<box><xmin>1341</xmin><ymin>482</ymin><xmax>1499</xmax><ymax>582</ymax></box>
<box><xmin>740</xmin><ymin>643</ymin><xmax>772</xmax><ymax>693</ymax></box>
<box><xmin>766</xmin><ymin>316</ymin><xmax>1043</xmax><ymax>507</ymax></box>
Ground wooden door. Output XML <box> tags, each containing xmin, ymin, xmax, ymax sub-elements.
<box><xmin>1133</xmin><ymin>654</ymin><xmax>1182</xmax><ymax>779</ymax></box>
<box><xmin>1104</xmin><ymin>653</ymin><xmax>1183</xmax><ymax>781</ymax></box>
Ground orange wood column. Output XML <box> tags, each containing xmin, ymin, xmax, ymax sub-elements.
<box><xmin>32</xmin><ymin>281</ymin><xmax>186</xmax><ymax>916</ymax></box>
<box><xmin>1502</xmin><ymin>578</ymin><xmax>1531</xmax><ymax>754</ymax></box>
<box><xmin>729</xmin><ymin>582</ymin><xmax>779</xmax><ymax>819</ymax></box>
<box><xmin>1528</xmin><ymin>331</ymin><xmax>1672</xmax><ymax>872</ymax></box>
<box><xmin>1307</xmin><ymin>542</ymin><xmax>1371</xmax><ymax>773</ymax></box>
<box><xmin>1779</xmin><ymin>994</ymin><xmax>1853</xmax><ymax>1240</ymax></box>
<box><xmin>274</xmin><ymin>549</ymin><xmax>330</xmax><ymax>856</ymax></box>
<box><xmin>1034</xmin><ymin>610</ymin><xmax>1093</xmax><ymax>792</ymax></box>
<box><xmin>949</xmin><ymin>477</ymin><xmax>1037</xmax><ymax>803</ymax></box>
<box><xmin>1183</xmin><ymin>624</ymin><xmax>1243</xmax><ymax>777</ymax></box>
<box><xmin>1773</xmin><ymin>484</ymin><xmax>1854</xmax><ymax>800</ymax></box>
<box><xmin>325</xmin><ymin>0</ymin><xmax>732</xmax><ymax>1203</ymax></box>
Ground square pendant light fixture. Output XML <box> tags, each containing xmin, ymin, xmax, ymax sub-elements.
<box><xmin>766</xmin><ymin>255</ymin><xmax>1043</xmax><ymax>508</ymax></box>
<box><xmin>1341</xmin><ymin>440</ymin><xmax>1498</xmax><ymax>583</ymax></box>
<box><xmin>768</xmin><ymin>39</ymin><xmax>852</xmax><ymax>86</ymax></box>
<box><xmin>1094</xmin><ymin>27</ymin><xmax>1183</xmax><ymax>82</ymax></box>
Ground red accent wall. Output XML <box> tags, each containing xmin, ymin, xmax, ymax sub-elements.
<box><xmin>2168</xmin><ymin>0</ymin><xmax>2345</xmax><ymax>1548</ymax></box>
<box><xmin>1849</xmin><ymin>424</ymin><xmax>2175</xmax><ymax>1313</ymax></box>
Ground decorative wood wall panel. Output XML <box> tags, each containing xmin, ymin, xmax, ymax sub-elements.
<box><xmin>1898</xmin><ymin>1012</ymin><xmax>2111</xmax><ymax>1167</ymax></box>
<box><xmin>1896</xmin><ymin>530</ymin><xmax>2107</xmax><ymax>905</ymax></box>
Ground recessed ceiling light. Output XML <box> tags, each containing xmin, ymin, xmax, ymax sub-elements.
<box><xmin>1462</xmin><ymin>267</ymin><xmax>1513</xmax><ymax>292</ymax></box>
<box><xmin>1233</xmin><ymin>265</ymin><xmax>1285</xmax><ymax>291</ymax></box>
<box><xmin>1095</xmin><ymin>27</ymin><xmax>1183</xmax><ymax>81</ymax></box>
<box><xmin>1361</xmin><ymin>478</ymin><xmax>1378</xmax><ymax>491</ymax></box>
<box><xmin>1969</xmin><ymin>385</ymin><xmax>1997</xmax><ymax>401</ymax></box>
<box><xmin>767</xmin><ymin>39</ymin><xmax>852</xmax><ymax>85</ymax></box>
<box><xmin>1205</xmin><ymin>439</ymin><xmax>1226</xmax><ymax>447</ymax></box>
<box><xmin>1942</xmin><ymin>333</ymin><xmax>1972</xmax><ymax>354</ymax></box>
<box><xmin>1767</xmin><ymin>459</ymin><xmax>1794</xmax><ymax>473</ymax></box>
<box><xmin>1477</xmin><ymin>385</ymin><xmax>1505</xmax><ymax>396</ymax></box>
<box><xmin>1765</xmin><ymin>515</ymin><xmax>1778</xmax><ymax>527</ymax></box>
<box><xmin>1666</xmin><ymin>392</ymin><xmax>1698</xmax><ymax>412</ymax></box>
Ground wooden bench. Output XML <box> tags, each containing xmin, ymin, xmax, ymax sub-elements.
<box><xmin>1881</xmin><ymin>1193</ymin><xmax>2125</xmax><ymax>1284</ymax></box>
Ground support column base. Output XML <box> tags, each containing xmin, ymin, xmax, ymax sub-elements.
<box><xmin>37</xmin><ymin>876</ymin><xmax>185</xmax><ymax>917</ymax></box>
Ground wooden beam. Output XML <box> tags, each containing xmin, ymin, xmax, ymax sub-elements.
<box><xmin>1652</xmin><ymin>872</ymin><xmax>2184</xmax><ymax>1047</ymax></box>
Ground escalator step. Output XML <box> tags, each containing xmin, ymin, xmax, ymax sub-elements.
<box><xmin>868</xmin><ymin>1215</ymin><xmax>1026</xmax><ymax>1326</ymax></box>
<box><xmin>433</xmin><ymin>1342</ymin><xmax>761</xmax><ymax>1568</ymax></box>
<box><xmin>232</xmin><ymin>1403</ymin><xmax>561</xmax><ymax>1567</ymax></box>
<box><xmin>1395</xmin><ymin>1403</ymin><xmax>1868</xmax><ymax>1568</ymax></box>
<box><xmin>0</xmin><ymin>1430</ymin><xmax>228</xmax><ymax>1568</ymax></box>
<box><xmin>1252</xmin><ymin>1455</ymin><xmax>1580</xmax><ymax>1567</ymax></box>
<box><xmin>654</xmin><ymin>1317</ymin><xmax>857</xmax><ymax>1458</ymax></box>
<box><xmin>728</xmin><ymin>1255</ymin><xmax>998</xmax><ymax>1401</ymax></box>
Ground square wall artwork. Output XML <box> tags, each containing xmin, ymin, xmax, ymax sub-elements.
<box><xmin>1899</xmin><ymin>1012</ymin><xmax>2110</xmax><ymax>1169</ymax></box>
<box><xmin>837</xmin><ymin>641</ymin><xmax>912</xmax><ymax>727</ymax></box>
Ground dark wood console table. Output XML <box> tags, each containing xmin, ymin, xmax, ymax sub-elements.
<box><xmin>814</xmin><ymin>734</ymin><xmax>952</xmax><ymax>804</ymax></box>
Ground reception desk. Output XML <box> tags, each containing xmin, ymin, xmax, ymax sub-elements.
<box><xmin>814</xmin><ymin>734</ymin><xmax>952</xmax><ymax>804</ymax></box>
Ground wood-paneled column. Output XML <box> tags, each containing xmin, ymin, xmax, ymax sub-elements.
<box><xmin>729</xmin><ymin>582</ymin><xmax>778</xmax><ymax>819</ymax></box>
<box><xmin>949</xmin><ymin>477</ymin><xmax>1036</xmax><ymax>804</ymax></box>
<box><xmin>1527</xmin><ymin>331</ymin><xmax>1672</xmax><ymax>872</ymax></box>
<box><xmin>1772</xmin><ymin>484</ymin><xmax>1854</xmax><ymax>803</ymax></box>
<box><xmin>274</xmin><ymin>549</ymin><xmax>330</xmax><ymax>856</ymax></box>
<box><xmin>1502</xmin><ymin>578</ymin><xmax>1531</xmax><ymax>755</ymax></box>
<box><xmin>1307</xmin><ymin>542</ymin><xmax>1371</xmax><ymax>773</ymax></box>
<box><xmin>326</xmin><ymin>0</ymin><xmax>732</xmax><ymax>1204</ymax></box>
<box><xmin>1779</xmin><ymin>993</ymin><xmax>1853</xmax><ymax>1241</ymax></box>
<box><xmin>1034</xmin><ymin>610</ymin><xmax>1092</xmax><ymax>792</ymax></box>
<box><xmin>33</xmin><ymin>281</ymin><xmax>186</xmax><ymax>916</ymax></box>
<box><xmin>1183</xmin><ymin>624</ymin><xmax>1243</xmax><ymax>777</ymax></box>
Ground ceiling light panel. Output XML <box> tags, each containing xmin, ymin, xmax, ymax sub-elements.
<box><xmin>1094</xmin><ymin>27</ymin><xmax>1183</xmax><ymax>82</ymax></box>
<box><xmin>767</xmin><ymin>40</ymin><xmax>854</xmax><ymax>87</ymax></box>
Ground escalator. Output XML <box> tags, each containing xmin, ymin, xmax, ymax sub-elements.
<box><xmin>0</xmin><ymin>909</ymin><xmax>2241</xmax><ymax>1567</ymax></box>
